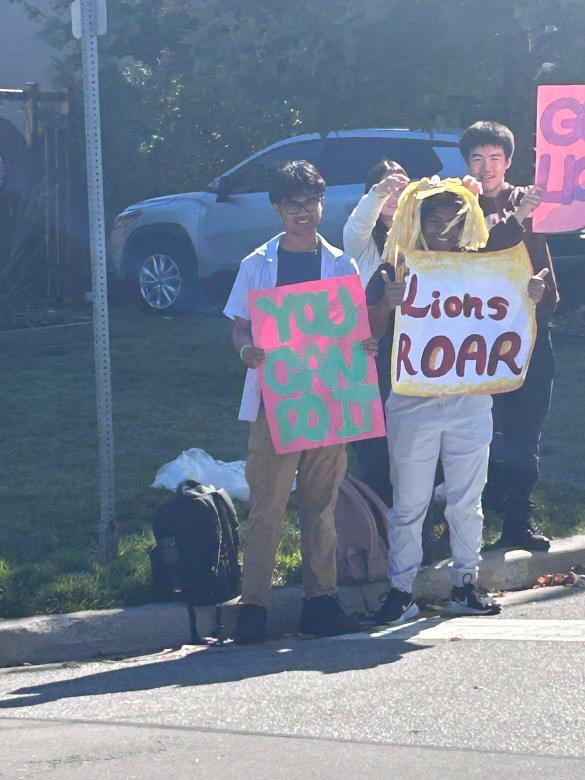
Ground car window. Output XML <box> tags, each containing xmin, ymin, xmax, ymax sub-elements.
<box><xmin>227</xmin><ymin>140</ymin><xmax>325</xmax><ymax>194</ymax></box>
<box><xmin>547</xmin><ymin>233</ymin><xmax>585</xmax><ymax>258</ymax></box>
<box><xmin>320</xmin><ymin>138</ymin><xmax>445</xmax><ymax>185</ymax></box>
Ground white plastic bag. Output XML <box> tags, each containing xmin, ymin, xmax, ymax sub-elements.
<box><xmin>152</xmin><ymin>448</ymin><xmax>249</xmax><ymax>503</ymax></box>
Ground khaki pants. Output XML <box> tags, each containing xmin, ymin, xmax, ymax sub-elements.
<box><xmin>243</xmin><ymin>410</ymin><xmax>347</xmax><ymax>607</ymax></box>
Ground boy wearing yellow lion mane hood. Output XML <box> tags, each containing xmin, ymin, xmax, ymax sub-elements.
<box><xmin>366</xmin><ymin>178</ymin><xmax>548</xmax><ymax>625</ymax></box>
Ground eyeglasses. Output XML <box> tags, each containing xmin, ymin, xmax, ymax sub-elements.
<box><xmin>278</xmin><ymin>196</ymin><xmax>323</xmax><ymax>215</ymax></box>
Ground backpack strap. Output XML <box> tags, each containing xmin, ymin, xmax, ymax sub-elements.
<box><xmin>187</xmin><ymin>603</ymin><xmax>202</xmax><ymax>644</ymax></box>
<box><xmin>215</xmin><ymin>605</ymin><xmax>225</xmax><ymax>646</ymax></box>
<box><xmin>186</xmin><ymin>603</ymin><xmax>226</xmax><ymax>647</ymax></box>
<box><xmin>178</xmin><ymin>479</ymin><xmax>203</xmax><ymax>496</ymax></box>
<box><xmin>196</xmin><ymin>489</ymin><xmax>225</xmax><ymax>589</ymax></box>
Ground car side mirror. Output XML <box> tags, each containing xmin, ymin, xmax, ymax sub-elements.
<box><xmin>215</xmin><ymin>177</ymin><xmax>231</xmax><ymax>203</ymax></box>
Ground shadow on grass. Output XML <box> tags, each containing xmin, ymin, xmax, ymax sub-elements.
<box><xmin>0</xmin><ymin>633</ymin><xmax>433</xmax><ymax>709</ymax></box>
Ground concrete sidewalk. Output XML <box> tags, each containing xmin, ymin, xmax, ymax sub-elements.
<box><xmin>1</xmin><ymin>534</ymin><xmax>584</xmax><ymax>668</ymax></box>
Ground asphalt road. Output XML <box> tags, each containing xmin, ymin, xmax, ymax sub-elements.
<box><xmin>1</xmin><ymin>587</ymin><xmax>584</xmax><ymax>779</ymax></box>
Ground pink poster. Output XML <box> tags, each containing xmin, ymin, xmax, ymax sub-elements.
<box><xmin>534</xmin><ymin>84</ymin><xmax>585</xmax><ymax>233</ymax></box>
<box><xmin>249</xmin><ymin>275</ymin><xmax>386</xmax><ymax>454</ymax></box>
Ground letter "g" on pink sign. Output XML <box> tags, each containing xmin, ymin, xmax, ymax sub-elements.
<box><xmin>534</xmin><ymin>84</ymin><xmax>585</xmax><ymax>233</ymax></box>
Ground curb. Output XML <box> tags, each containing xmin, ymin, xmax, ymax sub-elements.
<box><xmin>414</xmin><ymin>533</ymin><xmax>585</xmax><ymax>599</ymax></box>
<box><xmin>1</xmin><ymin>535</ymin><xmax>584</xmax><ymax>668</ymax></box>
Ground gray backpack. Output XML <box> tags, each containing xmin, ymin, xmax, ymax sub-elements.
<box><xmin>335</xmin><ymin>474</ymin><xmax>389</xmax><ymax>585</ymax></box>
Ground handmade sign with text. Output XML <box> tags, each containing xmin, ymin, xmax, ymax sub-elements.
<box><xmin>249</xmin><ymin>276</ymin><xmax>386</xmax><ymax>454</ymax></box>
<box><xmin>534</xmin><ymin>84</ymin><xmax>585</xmax><ymax>233</ymax></box>
<box><xmin>391</xmin><ymin>244</ymin><xmax>537</xmax><ymax>396</ymax></box>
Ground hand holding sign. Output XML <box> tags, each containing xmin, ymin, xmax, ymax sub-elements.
<box><xmin>379</xmin><ymin>251</ymin><xmax>409</xmax><ymax>313</ymax></box>
<box><xmin>380</xmin><ymin>269</ymin><xmax>407</xmax><ymax>312</ymax></box>
<box><xmin>462</xmin><ymin>175</ymin><xmax>483</xmax><ymax>197</ymax></box>
<box><xmin>516</xmin><ymin>185</ymin><xmax>545</xmax><ymax>224</ymax></box>
<box><xmin>527</xmin><ymin>268</ymin><xmax>550</xmax><ymax>304</ymax></box>
<box><xmin>360</xmin><ymin>337</ymin><xmax>379</xmax><ymax>357</ymax></box>
<box><xmin>376</xmin><ymin>171</ymin><xmax>410</xmax><ymax>198</ymax></box>
<box><xmin>242</xmin><ymin>345</ymin><xmax>266</xmax><ymax>369</ymax></box>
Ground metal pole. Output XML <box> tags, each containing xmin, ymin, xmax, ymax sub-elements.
<box><xmin>79</xmin><ymin>0</ymin><xmax>117</xmax><ymax>561</ymax></box>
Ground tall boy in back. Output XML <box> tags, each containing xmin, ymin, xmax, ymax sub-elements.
<box><xmin>460</xmin><ymin>122</ymin><xmax>559</xmax><ymax>552</ymax></box>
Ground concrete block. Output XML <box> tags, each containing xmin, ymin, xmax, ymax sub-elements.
<box><xmin>0</xmin><ymin>604</ymin><xmax>194</xmax><ymax>667</ymax></box>
<box><xmin>414</xmin><ymin>534</ymin><xmax>585</xmax><ymax>601</ymax></box>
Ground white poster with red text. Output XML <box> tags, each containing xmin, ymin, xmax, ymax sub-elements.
<box><xmin>391</xmin><ymin>244</ymin><xmax>537</xmax><ymax>396</ymax></box>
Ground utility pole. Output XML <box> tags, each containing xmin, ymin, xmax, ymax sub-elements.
<box><xmin>73</xmin><ymin>0</ymin><xmax>118</xmax><ymax>561</ymax></box>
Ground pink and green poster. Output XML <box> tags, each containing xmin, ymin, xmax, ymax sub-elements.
<box><xmin>249</xmin><ymin>276</ymin><xmax>385</xmax><ymax>454</ymax></box>
<box><xmin>534</xmin><ymin>84</ymin><xmax>585</xmax><ymax>234</ymax></box>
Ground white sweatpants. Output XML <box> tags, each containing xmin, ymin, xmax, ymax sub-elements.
<box><xmin>385</xmin><ymin>391</ymin><xmax>493</xmax><ymax>592</ymax></box>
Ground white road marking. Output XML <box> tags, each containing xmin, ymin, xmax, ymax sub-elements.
<box><xmin>332</xmin><ymin>617</ymin><xmax>585</xmax><ymax>644</ymax></box>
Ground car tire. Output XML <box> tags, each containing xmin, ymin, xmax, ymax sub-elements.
<box><xmin>126</xmin><ymin>236</ymin><xmax>198</xmax><ymax>315</ymax></box>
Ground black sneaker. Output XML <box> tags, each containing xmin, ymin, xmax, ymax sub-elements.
<box><xmin>495</xmin><ymin>509</ymin><xmax>551</xmax><ymax>552</ymax></box>
<box><xmin>372</xmin><ymin>588</ymin><xmax>420</xmax><ymax>626</ymax></box>
<box><xmin>233</xmin><ymin>604</ymin><xmax>267</xmax><ymax>644</ymax></box>
<box><xmin>448</xmin><ymin>581</ymin><xmax>501</xmax><ymax>616</ymax></box>
<box><xmin>299</xmin><ymin>595</ymin><xmax>361</xmax><ymax>637</ymax></box>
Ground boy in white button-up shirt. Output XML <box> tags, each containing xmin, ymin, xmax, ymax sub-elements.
<box><xmin>224</xmin><ymin>160</ymin><xmax>376</xmax><ymax>644</ymax></box>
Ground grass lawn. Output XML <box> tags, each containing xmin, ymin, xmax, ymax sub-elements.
<box><xmin>1</xmin><ymin>305</ymin><xmax>584</xmax><ymax>618</ymax></box>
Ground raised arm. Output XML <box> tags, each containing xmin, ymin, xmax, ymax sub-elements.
<box><xmin>343</xmin><ymin>186</ymin><xmax>390</xmax><ymax>259</ymax></box>
<box><xmin>485</xmin><ymin>185</ymin><xmax>544</xmax><ymax>251</ymax></box>
<box><xmin>343</xmin><ymin>172</ymin><xmax>409</xmax><ymax>271</ymax></box>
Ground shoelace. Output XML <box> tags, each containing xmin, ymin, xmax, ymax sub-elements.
<box><xmin>527</xmin><ymin>520</ymin><xmax>545</xmax><ymax>536</ymax></box>
<box><xmin>522</xmin><ymin>503</ymin><xmax>546</xmax><ymax>535</ymax></box>
<box><xmin>467</xmin><ymin>585</ymin><xmax>497</xmax><ymax>607</ymax></box>
<box><xmin>459</xmin><ymin>574</ymin><xmax>498</xmax><ymax>607</ymax></box>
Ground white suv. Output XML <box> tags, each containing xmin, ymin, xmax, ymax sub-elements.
<box><xmin>109</xmin><ymin>128</ymin><xmax>466</xmax><ymax>312</ymax></box>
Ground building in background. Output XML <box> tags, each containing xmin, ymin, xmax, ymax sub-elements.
<box><xmin>0</xmin><ymin>2</ymin><xmax>55</xmax><ymax>133</ymax></box>
<box><xmin>0</xmin><ymin>4</ymin><xmax>89</xmax><ymax>311</ymax></box>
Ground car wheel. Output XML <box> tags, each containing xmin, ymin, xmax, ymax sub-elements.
<box><xmin>128</xmin><ymin>238</ymin><xmax>197</xmax><ymax>314</ymax></box>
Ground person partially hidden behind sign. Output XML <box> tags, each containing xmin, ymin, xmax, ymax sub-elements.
<box><xmin>223</xmin><ymin>160</ymin><xmax>377</xmax><ymax>643</ymax></box>
<box><xmin>460</xmin><ymin>122</ymin><xmax>559</xmax><ymax>553</ymax></box>
<box><xmin>342</xmin><ymin>159</ymin><xmax>409</xmax><ymax>506</ymax></box>
<box><xmin>366</xmin><ymin>178</ymin><xmax>549</xmax><ymax>624</ymax></box>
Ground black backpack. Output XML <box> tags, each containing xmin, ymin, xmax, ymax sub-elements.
<box><xmin>150</xmin><ymin>480</ymin><xmax>241</xmax><ymax>643</ymax></box>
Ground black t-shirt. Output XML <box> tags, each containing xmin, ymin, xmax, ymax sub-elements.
<box><xmin>366</xmin><ymin>262</ymin><xmax>396</xmax><ymax>403</ymax></box>
<box><xmin>276</xmin><ymin>246</ymin><xmax>322</xmax><ymax>287</ymax></box>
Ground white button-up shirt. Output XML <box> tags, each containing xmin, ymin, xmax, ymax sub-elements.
<box><xmin>223</xmin><ymin>232</ymin><xmax>359</xmax><ymax>421</ymax></box>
